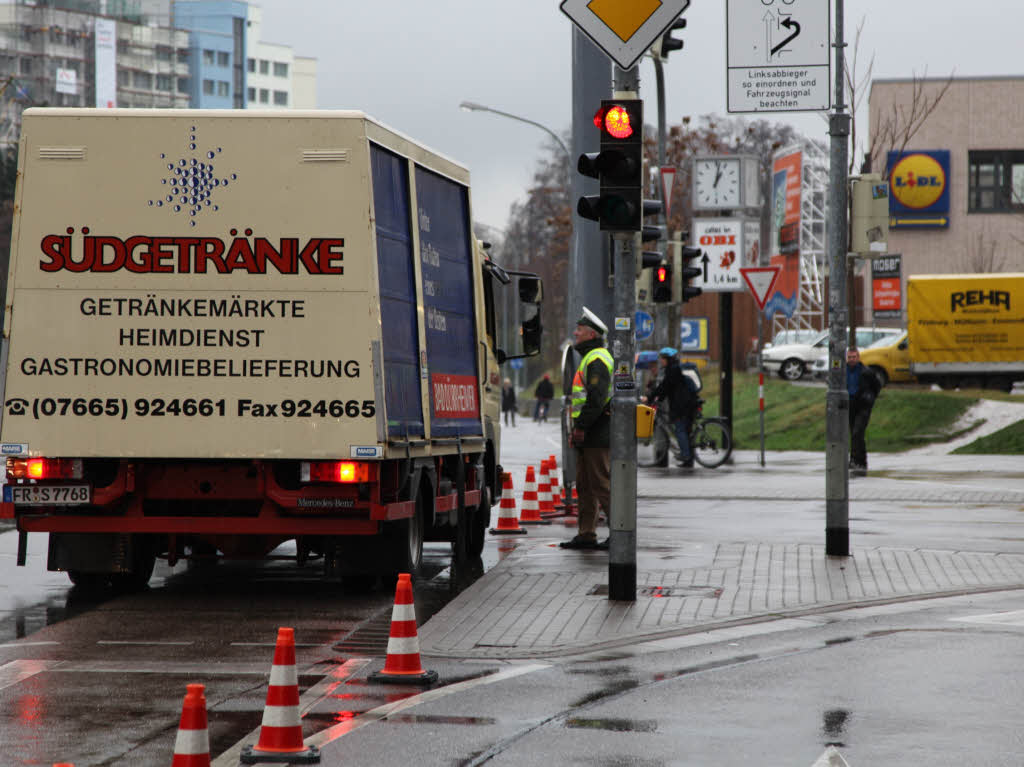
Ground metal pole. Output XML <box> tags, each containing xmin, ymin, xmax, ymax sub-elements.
<box><xmin>719</xmin><ymin>293</ymin><xmax>733</xmax><ymax>434</ymax></box>
<box><xmin>652</xmin><ymin>55</ymin><xmax>670</xmax><ymax>349</ymax></box>
<box><xmin>608</xmin><ymin>64</ymin><xmax>639</xmax><ymax>602</ymax></box>
<box><xmin>825</xmin><ymin>0</ymin><xmax>851</xmax><ymax>557</ymax></box>
<box><xmin>758</xmin><ymin>312</ymin><xmax>765</xmax><ymax>467</ymax></box>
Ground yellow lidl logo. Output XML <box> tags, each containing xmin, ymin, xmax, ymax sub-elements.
<box><xmin>890</xmin><ymin>153</ymin><xmax>946</xmax><ymax>210</ymax></box>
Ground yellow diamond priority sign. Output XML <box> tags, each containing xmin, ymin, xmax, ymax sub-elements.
<box><xmin>561</xmin><ymin>0</ymin><xmax>690</xmax><ymax>70</ymax></box>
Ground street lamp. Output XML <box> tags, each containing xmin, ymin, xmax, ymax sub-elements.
<box><xmin>459</xmin><ymin>100</ymin><xmax>570</xmax><ymax>163</ymax></box>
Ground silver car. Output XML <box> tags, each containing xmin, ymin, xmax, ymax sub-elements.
<box><xmin>765</xmin><ymin>327</ymin><xmax>903</xmax><ymax>381</ymax></box>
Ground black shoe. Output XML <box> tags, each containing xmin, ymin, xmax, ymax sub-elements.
<box><xmin>596</xmin><ymin>538</ymin><xmax>610</xmax><ymax>550</ymax></box>
<box><xmin>559</xmin><ymin>534</ymin><xmax>599</xmax><ymax>549</ymax></box>
<box><xmin>641</xmin><ymin>458</ymin><xmax>668</xmax><ymax>468</ymax></box>
<box><xmin>677</xmin><ymin>460</ymin><xmax>694</xmax><ymax>468</ymax></box>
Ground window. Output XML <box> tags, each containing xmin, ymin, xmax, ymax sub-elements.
<box><xmin>177</xmin><ymin>77</ymin><xmax>190</xmax><ymax>93</ymax></box>
<box><xmin>64</xmin><ymin>59</ymin><xmax>80</xmax><ymax>74</ymax></box>
<box><xmin>202</xmin><ymin>49</ymin><xmax>216</xmax><ymax>66</ymax></box>
<box><xmin>969</xmin><ymin>151</ymin><xmax>1024</xmax><ymax>212</ymax></box>
<box><xmin>20</xmin><ymin>57</ymin><xmax>32</xmax><ymax>74</ymax></box>
<box><xmin>273</xmin><ymin>61</ymin><xmax>288</xmax><ymax>77</ymax></box>
<box><xmin>202</xmin><ymin>79</ymin><xmax>215</xmax><ymax>95</ymax></box>
<box><xmin>155</xmin><ymin>45</ymin><xmax>172</xmax><ymax>62</ymax></box>
<box><xmin>117</xmin><ymin>69</ymin><xmax>130</xmax><ymax>86</ymax></box>
<box><xmin>259</xmin><ymin>88</ymin><xmax>269</xmax><ymax>103</ymax></box>
<box><xmin>156</xmin><ymin>74</ymin><xmax>172</xmax><ymax>92</ymax></box>
<box><xmin>217</xmin><ymin>81</ymin><xmax>229</xmax><ymax>97</ymax></box>
<box><xmin>133</xmin><ymin>71</ymin><xmax>152</xmax><ymax>89</ymax></box>
<box><xmin>259</xmin><ymin>59</ymin><xmax>269</xmax><ymax>74</ymax></box>
<box><xmin>247</xmin><ymin>57</ymin><xmax>255</xmax><ymax>72</ymax></box>
<box><xmin>247</xmin><ymin>87</ymin><xmax>256</xmax><ymax>102</ymax></box>
<box><xmin>217</xmin><ymin>51</ymin><xmax>229</xmax><ymax>67</ymax></box>
<box><xmin>177</xmin><ymin>48</ymin><xmax>190</xmax><ymax>64</ymax></box>
<box><xmin>273</xmin><ymin>90</ymin><xmax>288</xmax><ymax>106</ymax></box>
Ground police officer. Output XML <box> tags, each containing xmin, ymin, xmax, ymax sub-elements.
<box><xmin>560</xmin><ymin>307</ymin><xmax>612</xmax><ymax>550</ymax></box>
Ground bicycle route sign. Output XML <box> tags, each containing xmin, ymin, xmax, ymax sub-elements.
<box><xmin>726</xmin><ymin>0</ymin><xmax>830</xmax><ymax>113</ymax></box>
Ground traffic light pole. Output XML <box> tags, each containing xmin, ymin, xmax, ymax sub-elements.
<box><xmin>608</xmin><ymin>65</ymin><xmax>639</xmax><ymax>602</ymax></box>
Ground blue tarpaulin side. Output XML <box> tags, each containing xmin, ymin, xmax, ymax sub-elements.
<box><xmin>371</xmin><ymin>144</ymin><xmax>424</xmax><ymax>437</ymax></box>
<box><xmin>415</xmin><ymin>167</ymin><xmax>481</xmax><ymax>437</ymax></box>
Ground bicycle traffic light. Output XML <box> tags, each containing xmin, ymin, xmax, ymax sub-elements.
<box><xmin>577</xmin><ymin>99</ymin><xmax>646</xmax><ymax>232</ymax></box>
<box><xmin>652</xmin><ymin>260</ymin><xmax>673</xmax><ymax>303</ymax></box>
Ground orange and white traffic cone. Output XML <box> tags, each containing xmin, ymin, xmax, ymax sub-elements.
<box><xmin>240</xmin><ymin>628</ymin><xmax>320</xmax><ymax>764</ymax></box>
<box><xmin>545</xmin><ymin>455</ymin><xmax>563</xmax><ymax>514</ymax></box>
<box><xmin>537</xmin><ymin>459</ymin><xmax>554</xmax><ymax>514</ymax></box>
<box><xmin>519</xmin><ymin>465</ymin><xmax>550</xmax><ymax>525</ymax></box>
<box><xmin>171</xmin><ymin>684</ymin><xmax>211</xmax><ymax>767</ymax></box>
<box><xmin>369</xmin><ymin>573</ymin><xmax>439</xmax><ymax>686</ymax></box>
<box><xmin>490</xmin><ymin>471</ymin><xmax>528</xmax><ymax>535</ymax></box>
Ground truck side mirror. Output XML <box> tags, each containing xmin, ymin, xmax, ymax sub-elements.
<box><xmin>521</xmin><ymin>311</ymin><xmax>542</xmax><ymax>356</ymax></box>
<box><xmin>518</xmin><ymin>276</ymin><xmax>543</xmax><ymax>304</ymax></box>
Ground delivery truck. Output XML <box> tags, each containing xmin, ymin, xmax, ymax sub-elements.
<box><xmin>0</xmin><ymin>108</ymin><xmax>542</xmax><ymax>588</ymax></box>
<box><xmin>907</xmin><ymin>273</ymin><xmax>1024</xmax><ymax>391</ymax></box>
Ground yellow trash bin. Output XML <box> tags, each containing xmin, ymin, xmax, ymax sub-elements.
<box><xmin>635</xmin><ymin>404</ymin><xmax>655</xmax><ymax>439</ymax></box>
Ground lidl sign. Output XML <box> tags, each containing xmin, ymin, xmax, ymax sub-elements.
<box><xmin>886</xmin><ymin>150</ymin><xmax>950</xmax><ymax>229</ymax></box>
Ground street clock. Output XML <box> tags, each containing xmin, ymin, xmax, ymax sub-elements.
<box><xmin>692</xmin><ymin>155</ymin><xmax>760</xmax><ymax>211</ymax></box>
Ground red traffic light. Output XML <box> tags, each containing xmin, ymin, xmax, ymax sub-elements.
<box><xmin>657</xmin><ymin>266</ymin><xmax>668</xmax><ymax>283</ymax></box>
<box><xmin>592</xmin><ymin>104</ymin><xmax>635</xmax><ymax>139</ymax></box>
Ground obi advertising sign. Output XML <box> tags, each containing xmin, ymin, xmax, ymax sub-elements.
<box><xmin>887</xmin><ymin>150</ymin><xmax>950</xmax><ymax>228</ymax></box>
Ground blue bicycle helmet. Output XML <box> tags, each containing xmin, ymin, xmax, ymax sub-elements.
<box><xmin>659</xmin><ymin>347</ymin><xmax>678</xmax><ymax>358</ymax></box>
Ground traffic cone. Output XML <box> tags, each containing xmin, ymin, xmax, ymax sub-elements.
<box><xmin>240</xmin><ymin>628</ymin><xmax>320</xmax><ymax>764</ymax></box>
<box><xmin>171</xmin><ymin>684</ymin><xmax>210</xmax><ymax>767</ymax></box>
<box><xmin>537</xmin><ymin>459</ymin><xmax>554</xmax><ymax>514</ymax></box>
<box><xmin>490</xmin><ymin>471</ymin><xmax>528</xmax><ymax>535</ymax></box>
<box><xmin>369</xmin><ymin>573</ymin><xmax>439</xmax><ymax>686</ymax></box>
<box><xmin>546</xmin><ymin>455</ymin><xmax>563</xmax><ymax>513</ymax></box>
<box><xmin>519</xmin><ymin>465</ymin><xmax>550</xmax><ymax>525</ymax></box>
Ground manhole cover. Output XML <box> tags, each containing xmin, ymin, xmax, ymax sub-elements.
<box><xmin>588</xmin><ymin>584</ymin><xmax>722</xmax><ymax>598</ymax></box>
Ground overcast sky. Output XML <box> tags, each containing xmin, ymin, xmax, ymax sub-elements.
<box><xmin>255</xmin><ymin>0</ymin><xmax>1024</xmax><ymax>232</ymax></box>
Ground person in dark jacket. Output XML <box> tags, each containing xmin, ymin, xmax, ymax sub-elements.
<box><xmin>847</xmin><ymin>347</ymin><xmax>881</xmax><ymax>475</ymax></box>
<box><xmin>560</xmin><ymin>307</ymin><xmax>612</xmax><ymax>549</ymax></box>
<box><xmin>649</xmin><ymin>347</ymin><xmax>698</xmax><ymax>468</ymax></box>
<box><xmin>501</xmin><ymin>378</ymin><xmax>517</xmax><ymax>427</ymax></box>
<box><xmin>533</xmin><ymin>374</ymin><xmax>554</xmax><ymax>422</ymax></box>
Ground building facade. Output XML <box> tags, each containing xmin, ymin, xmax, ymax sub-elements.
<box><xmin>171</xmin><ymin>0</ymin><xmax>246</xmax><ymax>109</ymax></box>
<box><xmin>244</xmin><ymin>4</ymin><xmax>315</xmax><ymax>109</ymax></box>
<box><xmin>868</xmin><ymin>77</ymin><xmax>1024</xmax><ymax>321</ymax></box>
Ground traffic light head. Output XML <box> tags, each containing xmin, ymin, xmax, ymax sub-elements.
<box><xmin>680</xmin><ymin>245</ymin><xmax>704</xmax><ymax>303</ymax></box>
<box><xmin>652</xmin><ymin>260</ymin><xmax>673</xmax><ymax>303</ymax></box>
<box><xmin>575</xmin><ymin>99</ymin><xmax>644</xmax><ymax>232</ymax></box>
<box><xmin>651</xmin><ymin>16</ymin><xmax>686</xmax><ymax>59</ymax></box>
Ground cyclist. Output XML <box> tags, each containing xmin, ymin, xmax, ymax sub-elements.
<box><xmin>649</xmin><ymin>347</ymin><xmax>698</xmax><ymax>468</ymax></box>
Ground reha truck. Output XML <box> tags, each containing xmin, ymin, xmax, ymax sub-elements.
<box><xmin>908</xmin><ymin>273</ymin><xmax>1024</xmax><ymax>391</ymax></box>
<box><xmin>0</xmin><ymin>108</ymin><xmax>542</xmax><ymax>587</ymax></box>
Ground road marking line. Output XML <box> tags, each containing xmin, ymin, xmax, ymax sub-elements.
<box><xmin>0</xmin><ymin>641</ymin><xmax>60</xmax><ymax>648</ymax></box>
<box><xmin>0</xmin><ymin>659</ymin><xmax>62</xmax><ymax>691</ymax></box>
<box><xmin>230</xmin><ymin>642</ymin><xmax>323</xmax><ymax>647</ymax></box>
<box><xmin>304</xmin><ymin>662</ymin><xmax>550</xmax><ymax>748</ymax></box>
<box><xmin>951</xmin><ymin>609</ymin><xmax>1024</xmax><ymax>627</ymax></box>
<box><xmin>811</xmin><ymin>746</ymin><xmax>851</xmax><ymax>766</ymax></box>
<box><xmin>97</xmin><ymin>640</ymin><xmax>195</xmax><ymax>646</ymax></box>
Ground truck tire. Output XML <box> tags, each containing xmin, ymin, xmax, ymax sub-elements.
<box><xmin>111</xmin><ymin>536</ymin><xmax>157</xmax><ymax>592</ymax></box>
<box><xmin>386</xmin><ymin>488</ymin><xmax>425</xmax><ymax>577</ymax></box>
<box><xmin>870</xmin><ymin>365</ymin><xmax>889</xmax><ymax>388</ymax></box>
<box><xmin>779</xmin><ymin>358</ymin><xmax>805</xmax><ymax>381</ymax></box>
<box><xmin>67</xmin><ymin>571</ymin><xmax>110</xmax><ymax>591</ymax></box>
<box><xmin>467</xmin><ymin>487</ymin><xmax>490</xmax><ymax>558</ymax></box>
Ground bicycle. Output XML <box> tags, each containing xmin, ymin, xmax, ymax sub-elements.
<box><xmin>649</xmin><ymin>399</ymin><xmax>733</xmax><ymax>469</ymax></box>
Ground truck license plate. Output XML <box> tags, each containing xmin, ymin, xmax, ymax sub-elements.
<box><xmin>9</xmin><ymin>485</ymin><xmax>91</xmax><ymax>506</ymax></box>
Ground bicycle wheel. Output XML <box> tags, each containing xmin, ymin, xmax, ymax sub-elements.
<box><xmin>692</xmin><ymin>418</ymin><xmax>732</xmax><ymax>468</ymax></box>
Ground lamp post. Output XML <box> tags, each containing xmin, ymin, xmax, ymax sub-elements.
<box><xmin>459</xmin><ymin>100</ymin><xmax>571</xmax><ymax>163</ymax></box>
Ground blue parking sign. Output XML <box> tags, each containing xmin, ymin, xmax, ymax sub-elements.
<box><xmin>635</xmin><ymin>311</ymin><xmax>654</xmax><ymax>341</ymax></box>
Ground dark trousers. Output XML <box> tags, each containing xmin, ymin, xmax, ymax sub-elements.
<box><xmin>849</xmin><ymin>403</ymin><xmax>873</xmax><ymax>467</ymax></box>
<box><xmin>503</xmin><ymin>408</ymin><xmax>515</xmax><ymax>426</ymax></box>
<box><xmin>576</xmin><ymin>447</ymin><xmax>610</xmax><ymax>538</ymax></box>
<box><xmin>672</xmin><ymin>416</ymin><xmax>693</xmax><ymax>463</ymax></box>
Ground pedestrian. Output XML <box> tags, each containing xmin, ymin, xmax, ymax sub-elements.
<box><xmin>847</xmin><ymin>346</ymin><xmax>881</xmax><ymax>476</ymax></box>
<box><xmin>560</xmin><ymin>307</ymin><xmax>612</xmax><ymax>550</ymax></box>
<box><xmin>501</xmin><ymin>378</ymin><xmax>517</xmax><ymax>427</ymax></box>
<box><xmin>533</xmin><ymin>374</ymin><xmax>554</xmax><ymax>423</ymax></box>
<box><xmin>641</xmin><ymin>358</ymin><xmax>671</xmax><ymax>468</ymax></box>
<box><xmin>648</xmin><ymin>347</ymin><xmax>698</xmax><ymax>468</ymax></box>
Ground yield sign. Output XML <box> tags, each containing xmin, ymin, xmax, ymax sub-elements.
<box><xmin>561</xmin><ymin>0</ymin><xmax>691</xmax><ymax>71</ymax></box>
<box><xmin>660</xmin><ymin>166</ymin><xmax>676</xmax><ymax>217</ymax></box>
<box><xmin>739</xmin><ymin>266</ymin><xmax>781</xmax><ymax>310</ymax></box>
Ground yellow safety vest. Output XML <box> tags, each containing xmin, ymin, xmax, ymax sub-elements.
<box><xmin>570</xmin><ymin>347</ymin><xmax>613</xmax><ymax>420</ymax></box>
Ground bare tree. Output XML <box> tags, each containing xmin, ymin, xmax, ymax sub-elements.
<box><xmin>962</xmin><ymin>228</ymin><xmax>1009</xmax><ymax>273</ymax></box>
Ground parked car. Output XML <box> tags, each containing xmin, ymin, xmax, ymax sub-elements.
<box><xmin>766</xmin><ymin>327</ymin><xmax>902</xmax><ymax>381</ymax></box>
<box><xmin>763</xmin><ymin>328</ymin><xmax>822</xmax><ymax>350</ymax></box>
<box><xmin>809</xmin><ymin>328</ymin><xmax>906</xmax><ymax>381</ymax></box>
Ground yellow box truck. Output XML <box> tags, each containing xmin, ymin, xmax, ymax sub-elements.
<box><xmin>907</xmin><ymin>273</ymin><xmax>1024</xmax><ymax>391</ymax></box>
<box><xmin>0</xmin><ymin>108</ymin><xmax>542</xmax><ymax>587</ymax></box>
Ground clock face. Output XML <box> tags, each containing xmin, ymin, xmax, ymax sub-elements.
<box><xmin>695</xmin><ymin>159</ymin><xmax>741</xmax><ymax>209</ymax></box>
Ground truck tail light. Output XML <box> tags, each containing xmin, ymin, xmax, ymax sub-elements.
<box><xmin>7</xmin><ymin>457</ymin><xmax>83</xmax><ymax>480</ymax></box>
<box><xmin>300</xmin><ymin>461</ymin><xmax>374</xmax><ymax>484</ymax></box>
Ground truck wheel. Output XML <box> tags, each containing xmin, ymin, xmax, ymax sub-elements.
<box><xmin>870</xmin><ymin>366</ymin><xmax>889</xmax><ymax>388</ymax></box>
<box><xmin>467</xmin><ymin>487</ymin><xmax>490</xmax><ymax>558</ymax></box>
<box><xmin>67</xmin><ymin>571</ymin><xmax>110</xmax><ymax>591</ymax></box>
<box><xmin>779</xmin><ymin>358</ymin><xmax>805</xmax><ymax>381</ymax></box>
<box><xmin>387</xmin><ymin>490</ymin><xmax>424</xmax><ymax>577</ymax></box>
<box><xmin>111</xmin><ymin>537</ymin><xmax>157</xmax><ymax>592</ymax></box>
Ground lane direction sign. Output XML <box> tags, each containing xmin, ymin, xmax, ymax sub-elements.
<box><xmin>561</xmin><ymin>0</ymin><xmax>690</xmax><ymax>71</ymax></box>
<box><xmin>739</xmin><ymin>266</ymin><xmax>782</xmax><ymax>310</ymax></box>
<box><xmin>726</xmin><ymin>0</ymin><xmax>830</xmax><ymax>113</ymax></box>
